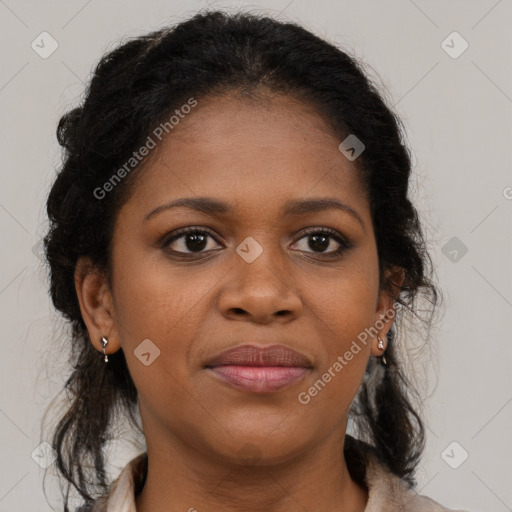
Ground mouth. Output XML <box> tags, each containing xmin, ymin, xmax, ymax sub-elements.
<box><xmin>204</xmin><ymin>344</ymin><xmax>313</xmax><ymax>393</ymax></box>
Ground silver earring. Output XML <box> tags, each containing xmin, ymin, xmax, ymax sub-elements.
<box><xmin>101</xmin><ymin>336</ymin><xmax>109</xmax><ymax>363</ymax></box>
<box><xmin>377</xmin><ymin>335</ymin><xmax>388</xmax><ymax>367</ymax></box>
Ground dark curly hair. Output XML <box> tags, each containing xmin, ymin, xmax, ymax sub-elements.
<box><xmin>41</xmin><ymin>8</ymin><xmax>441</xmax><ymax>511</ymax></box>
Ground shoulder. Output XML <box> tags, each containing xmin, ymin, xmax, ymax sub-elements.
<box><xmin>365</xmin><ymin>455</ymin><xmax>473</xmax><ymax>512</ymax></box>
<box><xmin>74</xmin><ymin>500</ymin><xmax>103</xmax><ymax>512</ymax></box>
<box><xmin>75</xmin><ymin>495</ymin><xmax>109</xmax><ymax>512</ymax></box>
<box><xmin>404</xmin><ymin>492</ymin><xmax>471</xmax><ymax>512</ymax></box>
<box><xmin>345</xmin><ymin>436</ymin><xmax>474</xmax><ymax>512</ymax></box>
<box><xmin>75</xmin><ymin>452</ymin><xmax>147</xmax><ymax>512</ymax></box>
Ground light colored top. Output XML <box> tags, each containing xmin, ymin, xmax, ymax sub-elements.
<box><xmin>83</xmin><ymin>439</ymin><xmax>473</xmax><ymax>512</ymax></box>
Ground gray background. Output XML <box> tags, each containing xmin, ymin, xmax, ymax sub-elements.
<box><xmin>0</xmin><ymin>1</ymin><xmax>511</xmax><ymax>511</ymax></box>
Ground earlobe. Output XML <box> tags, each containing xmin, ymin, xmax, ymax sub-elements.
<box><xmin>372</xmin><ymin>265</ymin><xmax>405</xmax><ymax>357</ymax></box>
<box><xmin>74</xmin><ymin>256</ymin><xmax>121</xmax><ymax>356</ymax></box>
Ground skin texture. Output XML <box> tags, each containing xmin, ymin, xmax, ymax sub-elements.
<box><xmin>75</xmin><ymin>91</ymin><xmax>403</xmax><ymax>512</ymax></box>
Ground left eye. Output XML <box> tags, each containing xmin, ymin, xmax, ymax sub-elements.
<box><xmin>292</xmin><ymin>228</ymin><xmax>350</xmax><ymax>255</ymax></box>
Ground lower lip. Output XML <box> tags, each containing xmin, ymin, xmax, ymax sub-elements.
<box><xmin>207</xmin><ymin>365</ymin><xmax>310</xmax><ymax>393</ymax></box>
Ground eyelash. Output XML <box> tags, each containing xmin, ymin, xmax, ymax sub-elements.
<box><xmin>161</xmin><ymin>226</ymin><xmax>354</xmax><ymax>259</ymax></box>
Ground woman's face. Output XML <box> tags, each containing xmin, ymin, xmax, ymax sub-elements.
<box><xmin>80</xmin><ymin>92</ymin><xmax>399</xmax><ymax>463</ymax></box>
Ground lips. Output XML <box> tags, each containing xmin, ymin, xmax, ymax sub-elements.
<box><xmin>204</xmin><ymin>344</ymin><xmax>313</xmax><ymax>369</ymax></box>
<box><xmin>204</xmin><ymin>344</ymin><xmax>313</xmax><ymax>393</ymax></box>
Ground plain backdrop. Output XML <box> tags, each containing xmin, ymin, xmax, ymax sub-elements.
<box><xmin>0</xmin><ymin>1</ymin><xmax>510</xmax><ymax>511</ymax></box>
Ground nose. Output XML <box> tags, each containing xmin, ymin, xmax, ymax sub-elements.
<box><xmin>217</xmin><ymin>245</ymin><xmax>303</xmax><ymax>324</ymax></box>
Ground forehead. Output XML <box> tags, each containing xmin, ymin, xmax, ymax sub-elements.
<box><xmin>122</xmin><ymin>92</ymin><xmax>368</xmax><ymax>220</ymax></box>
<box><xmin>161</xmin><ymin>91</ymin><xmax>348</xmax><ymax>161</ymax></box>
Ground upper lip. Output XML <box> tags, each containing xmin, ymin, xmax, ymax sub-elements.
<box><xmin>204</xmin><ymin>344</ymin><xmax>313</xmax><ymax>368</ymax></box>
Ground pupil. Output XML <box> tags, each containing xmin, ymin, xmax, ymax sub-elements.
<box><xmin>186</xmin><ymin>233</ymin><xmax>207</xmax><ymax>252</ymax></box>
<box><xmin>310</xmin><ymin>234</ymin><xmax>329</xmax><ymax>252</ymax></box>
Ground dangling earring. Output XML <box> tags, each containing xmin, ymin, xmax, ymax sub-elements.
<box><xmin>377</xmin><ymin>335</ymin><xmax>388</xmax><ymax>367</ymax></box>
<box><xmin>101</xmin><ymin>336</ymin><xmax>109</xmax><ymax>363</ymax></box>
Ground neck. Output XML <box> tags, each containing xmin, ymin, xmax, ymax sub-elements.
<box><xmin>134</xmin><ymin>422</ymin><xmax>368</xmax><ymax>512</ymax></box>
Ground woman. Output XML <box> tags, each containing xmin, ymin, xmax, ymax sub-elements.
<box><xmin>42</xmin><ymin>9</ymin><xmax>472</xmax><ymax>512</ymax></box>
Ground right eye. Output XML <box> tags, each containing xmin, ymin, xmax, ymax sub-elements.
<box><xmin>162</xmin><ymin>227</ymin><xmax>223</xmax><ymax>256</ymax></box>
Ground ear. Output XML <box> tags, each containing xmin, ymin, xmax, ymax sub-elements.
<box><xmin>74</xmin><ymin>256</ymin><xmax>121</xmax><ymax>357</ymax></box>
<box><xmin>370</xmin><ymin>265</ymin><xmax>405</xmax><ymax>357</ymax></box>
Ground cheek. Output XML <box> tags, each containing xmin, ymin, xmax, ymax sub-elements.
<box><xmin>111</xmin><ymin>243</ymin><xmax>210</xmax><ymax>339</ymax></box>
<box><xmin>110</xmin><ymin>246</ymin><xmax>217</xmax><ymax>391</ymax></box>
<box><xmin>299</xmin><ymin>283</ymin><xmax>375</xmax><ymax>414</ymax></box>
<box><xmin>303</xmin><ymin>257</ymin><xmax>378</xmax><ymax>388</ymax></box>
<box><xmin>307</xmin><ymin>255</ymin><xmax>379</xmax><ymax>337</ymax></box>
<box><xmin>111</xmin><ymin>266</ymin><xmax>201</xmax><ymax>419</ymax></box>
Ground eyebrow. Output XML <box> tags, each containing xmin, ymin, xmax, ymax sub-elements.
<box><xmin>144</xmin><ymin>196</ymin><xmax>365</xmax><ymax>229</ymax></box>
